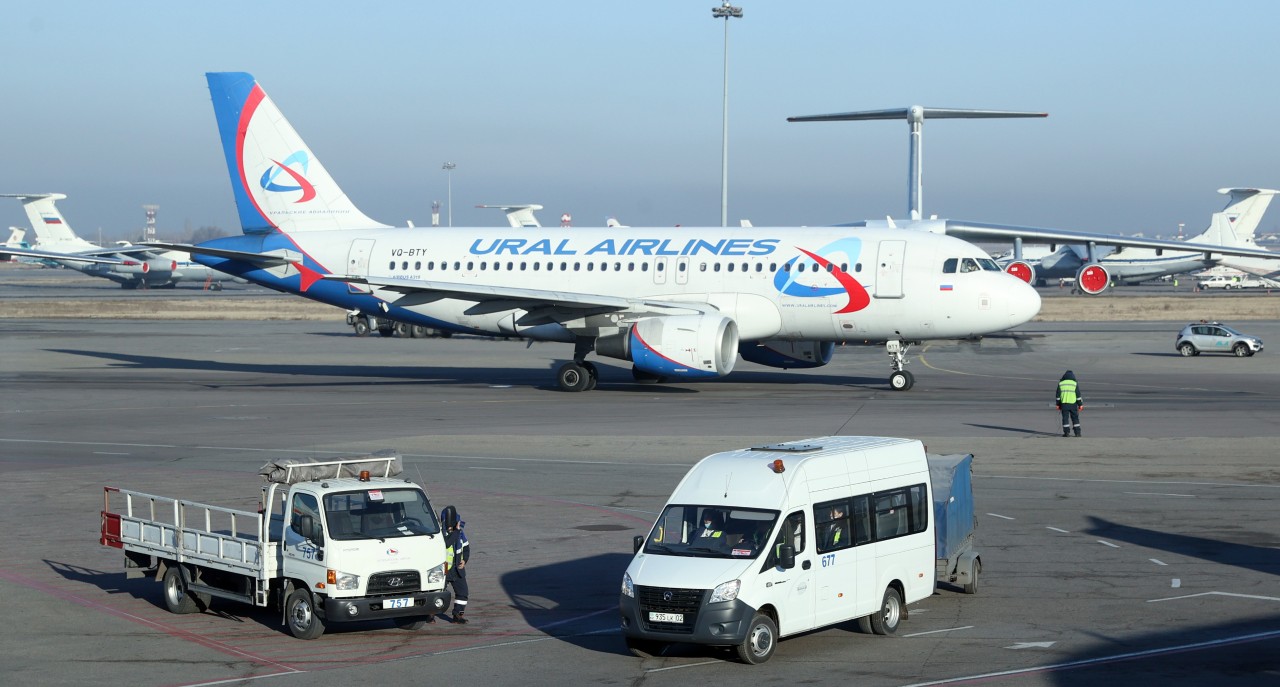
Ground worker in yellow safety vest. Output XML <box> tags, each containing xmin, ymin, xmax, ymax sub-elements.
<box><xmin>1056</xmin><ymin>370</ymin><xmax>1083</xmax><ymax>437</ymax></box>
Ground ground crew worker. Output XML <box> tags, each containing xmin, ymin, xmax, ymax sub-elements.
<box><xmin>1056</xmin><ymin>370</ymin><xmax>1083</xmax><ymax>437</ymax></box>
<box><xmin>439</xmin><ymin>505</ymin><xmax>470</xmax><ymax>624</ymax></box>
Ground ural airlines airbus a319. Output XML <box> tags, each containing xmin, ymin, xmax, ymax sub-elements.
<box><xmin>153</xmin><ymin>72</ymin><xmax>1039</xmax><ymax>392</ymax></box>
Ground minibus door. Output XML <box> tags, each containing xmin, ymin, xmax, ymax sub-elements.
<box><xmin>761</xmin><ymin>510</ymin><xmax>817</xmax><ymax>635</ymax></box>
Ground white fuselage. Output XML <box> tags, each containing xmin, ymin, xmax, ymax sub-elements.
<box><xmin>272</xmin><ymin>225</ymin><xmax>1041</xmax><ymax>342</ymax></box>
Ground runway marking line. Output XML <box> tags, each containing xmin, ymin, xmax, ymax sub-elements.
<box><xmin>1148</xmin><ymin>591</ymin><xmax>1280</xmax><ymax>604</ymax></box>
<box><xmin>1046</xmin><ymin>526</ymin><xmax>1070</xmax><ymax>533</ymax></box>
<box><xmin>1098</xmin><ymin>540</ymin><xmax>1120</xmax><ymax>548</ymax></box>
<box><xmin>986</xmin><ymin>513</ymin><xmax>1015</xmax><ymax>520</ymax></box>
<box><xmin>904</xmin><ymin>626</ymin><xmax>974</xmax><ymax>638</ymax></box>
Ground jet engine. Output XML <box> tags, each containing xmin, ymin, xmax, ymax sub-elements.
<box><xmin>1076</xmin><ymin>263</ymin><xmax>1110</xmax><ymax>295</ymax></box>
<box><xmin>739</xmin><ymin>340</ymin><xmax>834</xmax><ymax>369</ymax></box>
<box><xmin>1004</xmin><ymin>260</ymin><xmax>1036</xmax><ymax>285</ymax></box>
<box><xmin>596</xmin><ymin>314</ymin><xmax>738</xmax><ymax>379</ymax></box>
<box><xmin>113</xmin><ymin>258</ymin><xmax>177</xmax><ymax>276</ymax></box>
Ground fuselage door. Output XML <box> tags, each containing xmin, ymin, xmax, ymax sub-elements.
<box><xmin>347</xmin><ymin>238</ymin><xmax>375</xmax><ymax>294</ymax></box>
<box><xmin>874</xmin><ymin>240</ymin><xmax>906</xmax><ymax>299</ymax></box>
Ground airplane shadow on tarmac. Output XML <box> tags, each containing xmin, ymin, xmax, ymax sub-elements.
<box><xmin>46</xmin><ymin>348</ymin><xmax>888</xmax><ymax>393</ymax></box>
<box><xmin>500</xmin><ymin>552</ymin><xmax>638</xmax><ymax>655</ymax></box>
<box><xmin>1083</xmin><ymin>516</ymin><xmax>1280</xmax><ymax>577</ymax></box>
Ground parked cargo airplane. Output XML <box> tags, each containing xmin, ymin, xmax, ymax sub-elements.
<box><xmin>790</xmin><ymin>107</ymin><xmax>1280</xmax><ymax>294</ymax></box>
<box><xmin>152</xmin><ymin>72</ymin><xmax>1041</xmax><ymax>392</ymax></box>
<box><xmin>0</xmin><ymin>193</ymin><xmax>232</xmax><ymax>289</ymax></box>
<box><xmin>992</xmin><ymin>189</ymin><xmax>1279</xmax><ymax>286</ymax></box>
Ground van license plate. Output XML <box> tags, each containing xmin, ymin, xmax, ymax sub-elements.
<box><xmin>384</xmin><ymin>597</ymin><xmax>413</xmax><ymax>609</ymax></box>
<box><xmin>649</xmin><ymin>612</ymin><xmax>683</xmax><ymax>623</ymax></box>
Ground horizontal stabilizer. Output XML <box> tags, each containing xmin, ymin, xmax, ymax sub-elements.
<box><xmin>788</xmin><ymin>106</ymin><xmax>1047</xmax><ymax>123</ymax></box>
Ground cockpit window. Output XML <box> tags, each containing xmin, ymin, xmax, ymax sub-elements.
<box><xmin>960</xmin><ymin>258</ymin><xmax>982</xmax><ymax>273</ymax></box>
<box><xmin>978</xmin><ymin>258</ymin><xmax>1001</xmax><ymax>271</ymax></box>
<box><xmin>943</xmin><ymin>258</ymin><xmax>958</xmax><ymax>274</ymax></box>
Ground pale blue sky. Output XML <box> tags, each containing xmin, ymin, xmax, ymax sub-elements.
<box><xmin>3</xmin><ymin>1</ymin><xmax>1279</xmax><ymax>241</ymax></box>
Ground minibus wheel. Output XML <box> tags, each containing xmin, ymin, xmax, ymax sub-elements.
<box><xmin>870</xmin><ymin>587</ymin><xmax>903</xmax><ymax>635</ymax></box>
<box><xmin>736</xmin><ymin>613</ymin><xmax>778</xmax><ymax>664</ymax></box>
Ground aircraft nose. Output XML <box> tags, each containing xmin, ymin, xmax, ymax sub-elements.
<box><xmin>1008</xmin><ymin>278</ymin><xmax>1041</xmax><ymax>326</ymax></box>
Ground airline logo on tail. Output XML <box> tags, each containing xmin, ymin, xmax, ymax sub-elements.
<box><xmin>260</xmin><ymin>151</ymin><xmax>317</xmax><ymax>203</ymax></box>
<box><xmin>774</xmin><ymin>238</ymin><xmax>871</xmax><ymax>314</ymax></box>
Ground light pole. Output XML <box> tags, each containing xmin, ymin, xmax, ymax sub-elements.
<box><xmin>442</xmin><ymin>162</ymin><xmax>457</xmax><ymax>227</ymax></box>
<box><xmin>712</xmin><ymin>2</ymin><xmax>742</xmax><ymax>228</ymax></box>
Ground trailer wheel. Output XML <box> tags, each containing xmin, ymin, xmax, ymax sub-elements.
<box><xmin>869</xmin><ymin>586</ymin><xmax>903</xmax><ymax>635</ymax></box>
<box><xmin>162</xmin><ymin>566</ymin><xmax>206</xmax><ymax>614</ymax></box>
<box><xmin>286</xmin><ymin>588</ymin><xmax>326</xmax><ymax>639</ymax></box>
<box><xmin>735</xmin><ymin>612</ymin><xmax>778</xmax><ymax>664</ymax></box>
<box><xmin>963</xmin><ymin>558</ymin><xmax>982</xmax><ymax>595</ymax></box>
<box><xmin>624</xmin><ymin>637</ymin><xmax>666</xmax><ymax>658</ymax></box>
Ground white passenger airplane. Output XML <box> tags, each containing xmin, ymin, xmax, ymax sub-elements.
<box><xmin>789</xmin><ymin>107</ymin><xmax>1280</xmax><ymax>294</ymax></box>
<box><xmin>993</xmin><ymin>189</ymin><xmax>1279</xmax><ymax>286</ymax></box>
<box><xmin>149</xmin><ymin>72</ymin><xmax>1042</xmax><ymax>392</ymax></box>
<box><xmin>0</xmin><ymin>194</ymin><xmax>232</xmax><ymax>289</ymax></box>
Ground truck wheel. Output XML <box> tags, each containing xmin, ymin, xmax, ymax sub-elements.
<box><xmin>353</xmin><ymin>320</ymin><xmax>371</xmax><ymax>337</ymax></box>
<box><xmin>734</xmin><ymin>612</ymin><xmax>778</xmax><ymax>664</ymax></box>
<box><xmin>963</xmin><ymin>558</ymin><xmax>982</xmax><ymax>595</ymax></box>
<box><xmin>286</xmin><ymin>588</ymin><xmax>326</xmax><ymax>639</ymax></box>
<box><xmin>624</xmin><ymin>637</ymin><xmax>666</xmax><ymax>658</ymax></box>
<box><xmin>162</xmin><ymin>566</ymin><xmax>205</xmax><ymax>614</ymax></box>
<box><xmin>869</xmin><ymin>587</ymin><xmax>903</xmax><ymax>635</ymax></box>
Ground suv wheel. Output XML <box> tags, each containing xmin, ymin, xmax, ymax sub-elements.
<box><xmin>1178</xmin><ymin>342</ymin><xmax>1196</xmax><ymax>357</ymax></box>
<box><xmin>1233</xmin><ymin>343</ymin><xmax>1250</xmax><ymax>357</ymax></box>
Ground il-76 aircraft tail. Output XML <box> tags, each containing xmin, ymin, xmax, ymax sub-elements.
<box><xmin>159</xmin><ymin>72</ymin><xmax>1040</xmax><ymax>392</ymax></box>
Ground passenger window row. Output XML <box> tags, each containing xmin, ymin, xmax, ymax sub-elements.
<box><xmin>814</xmin><ymin>483</ymin><xmax>928</xmax><ymax>554</ymax></box>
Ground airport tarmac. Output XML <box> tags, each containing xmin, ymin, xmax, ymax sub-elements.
<box><xmin>2</xmin><ymin>314</ymin><xmax>1279</xmax><ymax>685</ymax></box>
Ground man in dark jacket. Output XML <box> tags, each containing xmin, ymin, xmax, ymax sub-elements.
<box><xmin>440</xmin><ymin>505</ymin><xmax>470</xmax><ymax>623</ymax></box>
<box><xmin>1056</xmin><ymin>370</ymin><xmax>1083</xmax><ymax>437</ymax></box>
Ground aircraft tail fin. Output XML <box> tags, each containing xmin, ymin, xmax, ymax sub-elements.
<box><xmin>1187</xmin><ymin>188</ymin><xmax>1279</xmax><ymax>248</ymax></box>
<box><xmin>0</xmin><ymin>193</ymin><xmax>95</xmax><ymax>249</ymax></box>
<box><xmin>5</xmin><ymin>226</ymin><xmax>26</xmax><ymax>247</ymax></box>
<box><xmin>205</xmin><ymin>72</ymin><xmax>391</xmax><ymax>234</ymax></box>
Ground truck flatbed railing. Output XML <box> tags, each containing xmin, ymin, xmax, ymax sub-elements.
<box><xmin>259</xmin><ymin>450</ymin><xmax>403</xmax><ymax>485</ymax></box>
<box><xmin>101</xmin><ymin>487</ymin><xmax>265</xmax><ymax>578</ymax></box>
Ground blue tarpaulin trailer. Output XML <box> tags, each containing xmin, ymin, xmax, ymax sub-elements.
<box><xmin>928</xmin><ymin>453</ymin><xmax>981</xmax><ymax>594</ymax></box>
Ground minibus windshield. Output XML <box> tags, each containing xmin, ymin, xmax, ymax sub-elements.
<box><xmin>644</xmin><ymin>505</ymin><xmax>779</xmax><ymax>559</ymax></box>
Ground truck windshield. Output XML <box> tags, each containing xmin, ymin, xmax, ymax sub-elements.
<box><xmin>644</xmin><ymin>505</ymin><xmax>778</xmax><ymax>559</ymax></box>
<box><xmin>323</xmin><ymin>488</ymin><xmax>441</xmax><ymax>541</ymax></box>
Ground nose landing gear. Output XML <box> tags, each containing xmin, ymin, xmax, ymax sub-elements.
<box><xmin>887</xmin><ymin>339</ymin><xmax>915</xmax><ymax>391</ymax></box>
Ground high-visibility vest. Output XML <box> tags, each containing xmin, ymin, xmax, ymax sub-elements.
<box><xmin>1058</xmin><ymin>379</ymin><xmax>1078</xmax><ymax>404</ymax></box>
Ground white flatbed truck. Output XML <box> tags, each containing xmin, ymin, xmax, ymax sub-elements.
<box><xmin>99</xmin><ymin>453</ymin><xmax>452</xmax><ymax>639</ymax></box>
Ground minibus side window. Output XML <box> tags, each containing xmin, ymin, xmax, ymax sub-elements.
<box><xmin>873</xmin><ymin>491</ymin><xmax>910</xmax><ymax>540</ymax></box>
<box><xmin>908</xmin><ymin>484</ymin><xmax>928</xmax><ymax>534</ymax></box>
<box><xmin>851</xmin><ymin>495</ymin><xmax>871</xmax><ymax>545</ymax></box>
<box><xmin>814</xmin><ymin>499</ymin><xmax>853</xmax><ymax>553</ymax></box>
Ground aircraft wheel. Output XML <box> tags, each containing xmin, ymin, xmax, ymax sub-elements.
<box><xmin>582</xmin><ymin>361</ymin><xmax>599</xmax><ymax>391</ymax></box>
<box><xmin>378</xmin><ymin>326</ymin><xmax>395</xmax><ymax>338</ymax></box>
<box><xmin>557</xmin><ymin>363</ymin><xmax>591</xmax><ymax>392</ymax></box>
<box><xmin>353</xmin><ymin>320</ymin><xmax>372</xmax><ymax>337</ymax></box>
<box><xmin>889</xmin><ymin>370</ymin><xmax>915</xmax><ymax>391</ymax></box>
<box><xmin>410</xmin><ymin>325</ymin><xmax>430</xmax><ymax>338</ymax></box>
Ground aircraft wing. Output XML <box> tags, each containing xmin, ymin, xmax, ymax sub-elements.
<box><xmin>325</xmin><ymin>274</ymin><xmax>716</xmax><ymax>319</ymax></box>
<box><xmin>0</xmin><ymin>246</ymin><xmax>124</xmax><ymax>264</ymax></box>
<box><xmin>143</xmin><ymin>241</ymin><xmax>299</xmax><ymax>267</ymax></box>
<box><xmin>940</xmin><ymin>220</ymin><xmax>1280</xmax><ymax>261</ymax></box>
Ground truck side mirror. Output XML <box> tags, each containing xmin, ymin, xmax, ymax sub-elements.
<box><xmin>633</xmin><ymin>535</ymin><xmax>644</xmax><ymax>554</ymax></box>
<box><xmin>293</xmin><ymin>514</ymin><xmax>322</xmax><ymax>544</ymax></box>
<box><xmin>778</xmin><ymin>544</ymin><xmax>796</xmax><ymax>570</ymax></box>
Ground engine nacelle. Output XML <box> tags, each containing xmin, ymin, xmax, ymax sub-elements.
<box><xmin>1076</xmin><ymin>263</ymin><xmax>1110</xmax><ymax>295</ymax></box>
<box><xmin>113</xmin><ymin>258</ymin><xmax>176</xmax><ymax>276</ymax></box>
<box><xmin>739</xmin><ymin>340</ymin><xmax>834</xmax><ymax>369</ymax></box>
<box><xmin>597</xmin><ymin>314</ymin><xmax>739</xmax><ymax>379</ymax></box>
<box><xmin>1004</xmin><ymin>260</ymin><xmax>1036</xmax><ymax>285</ymax></box>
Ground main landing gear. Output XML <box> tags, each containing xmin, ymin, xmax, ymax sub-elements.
<box><xmin>887</xmin><ymin>339</ymin><xmax>915</xmax><ymax>391</ymax></box>
<box><xmin>557</xmin><ymin>338</ymin><xmax>599</xmax><ymax>392</ymax></box>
